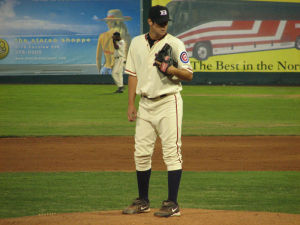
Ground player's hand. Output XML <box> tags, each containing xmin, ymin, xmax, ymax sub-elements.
<box><xmin>128</xmin><ymin>104</ymin><xmax>137</xmax><ymax>122</ymax></box>
<box><xmin>154</xmin><ymin>60</ymin><xmax>174</xmax><ymax>75</ymax></box>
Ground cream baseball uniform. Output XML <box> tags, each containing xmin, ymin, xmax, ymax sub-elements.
<box><xmin>112</xmin><ymin>39</ymin><xmax>126</xmax><ymax>87</ymax></box>
<box><xmin>125</xmin><ymin>33</ymin><xmax>193</xmax><ymax>171</ymax></box>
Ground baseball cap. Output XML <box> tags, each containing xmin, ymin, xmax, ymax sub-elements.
<box><xmin>148</xmin><ymin>5</ymin><xmax>171</xmax><ymax>24</ymax></box>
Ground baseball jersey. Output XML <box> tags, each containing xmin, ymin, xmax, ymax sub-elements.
<box><xmin>125</xmin><ymin>33</ymin><xmax>193</xmax><ymax>98</ymax></box>
<box><xmin>114</xmin><ymin>39</ymin><xmax>126</xmax><ymax>59</ymax></box>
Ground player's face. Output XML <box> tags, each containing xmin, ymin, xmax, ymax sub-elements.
<box><xmin>148</xmin><ymin>19</ymin><xmax>168</xmax><ymax>39</ymax></box>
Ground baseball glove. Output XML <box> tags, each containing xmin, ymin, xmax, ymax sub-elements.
<box><xmin>154</xmin><ymin>43</ymin><xmax>178</xmax><ymax>75</ymax></box>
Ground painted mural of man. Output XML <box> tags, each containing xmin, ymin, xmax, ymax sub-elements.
<box><xmin>96</xmin><ymin>9</ymin><xmax>131</xmax><ymax>75</ymax></box>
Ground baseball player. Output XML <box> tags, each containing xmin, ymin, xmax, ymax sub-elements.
<box><xmin>112</xmin><ymin>32</ymin><xmax>126</xmax><ymax>93</ymax></box>
<box><xmin>122</xmin><ymin>5</ymin><xmax>193</xmax><ymax>217</ymax></box>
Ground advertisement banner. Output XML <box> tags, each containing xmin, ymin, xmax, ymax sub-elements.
<box><xmin>0</xmin><ymin>0</ymin><xmax>140</xmax><ymax>75</ymax></box>
<box><xmin>153</xmin><ymin>0</ymin><xmax>300</xmax><ymax>72</ymax></box>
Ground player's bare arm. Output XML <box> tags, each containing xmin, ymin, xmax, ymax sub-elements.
<box><xmin>169</xmin><ymin>66</ymin><xmax>193</xmax><ymax>81</ymax></box>
<box><xmin>127</xmin><ymin>75</ymin><xmax>137</xmax><ymax>121</ymax></box>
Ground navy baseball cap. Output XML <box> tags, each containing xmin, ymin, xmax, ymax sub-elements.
<box><xmin>149</xmin><ymin>5</ymin><xmax>171</xmax><ymax>24</ymax></box>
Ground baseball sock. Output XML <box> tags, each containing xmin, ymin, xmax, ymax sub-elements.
<box><xmin>168</xmin><ymin>169</ymin><xmax>182</xmax><ymax>204</ymax></box>
<box><xmin>136</xmin><ymin>169</ymin><xmax>151</xmax><ymax>202</ymax></box>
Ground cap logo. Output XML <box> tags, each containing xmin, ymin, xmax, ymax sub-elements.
<box><xmin>160</xmin><ymin>10</ymin><xmax>167</xmax><ymax>16</ymax></box>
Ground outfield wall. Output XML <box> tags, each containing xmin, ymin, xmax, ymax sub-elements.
<box><xmin>0</xmin><ymin>0</ymin><xmax>300</xmax><ymax>85</ymax></box>
<box><xmin>1</xmin><ymin>73</ymin><xmax>300</xmax><ymax>86</ymax></box>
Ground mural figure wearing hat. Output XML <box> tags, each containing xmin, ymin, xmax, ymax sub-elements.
<box><xmin>96</xmin><ymin>9</ymin><xmax>132</xmax><ymax>75</ymax></box>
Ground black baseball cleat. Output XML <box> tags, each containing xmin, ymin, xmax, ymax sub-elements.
<box><xmin>154</xmin><ymin>200</ymin><xmax>180</xmax><ymax>217</ymax></box>
<box><xmin>122</xmin><ymin>198</ymin><xmax>150</xmax><ymax>214</ymax></box>
<box><xmin>114</xmin><ymin>86</ymin><xmax>124</xmax><ymax>93</ymax></box>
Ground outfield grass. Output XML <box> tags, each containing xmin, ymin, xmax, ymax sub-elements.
<box><xmin>0</xmin><ymin>171</ymin><xmax>299</xmax><ymax>218</ymax></box>
<box><xmin>0</xmin><ymin>84</ymin><xmax>300</xmax><ymax>136</ymax></box>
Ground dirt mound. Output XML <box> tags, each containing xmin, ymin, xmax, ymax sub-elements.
<box><xmin>1</xmin><ymin>209</ymin><xmax>300</xmax><ymax>225</ymax></box>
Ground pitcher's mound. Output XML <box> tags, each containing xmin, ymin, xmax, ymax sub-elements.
<box><xmin>1</xmin><ymin>209</ymin><xmax>300</xmax><ymax>225</ymax></box>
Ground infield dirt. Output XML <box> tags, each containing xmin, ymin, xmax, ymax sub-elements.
<box><xmin>0</xmin><ymin>136</ymin><xmax>300</xmax><ymax>225</ymax></box>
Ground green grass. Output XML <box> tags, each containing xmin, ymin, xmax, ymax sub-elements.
<box><xmin>0</xmin><ymin>171</ymin><xmax>299</xmax><ymax>218</ymax></box>
<box><xmin>0</xmin><ymin>84</ymin><xmax>300</xmax><ymax>136</ymax></box>
<box><xmin>1</xmin><ymin>85</ymin><xmax>299</xmax><ymax>219</ymax></box>
<box><xmin>183</xmin><ymin>86</ymin><xmax>300</xmax><ymax>135</ymax></box>
<box><xmin>0</xmin><ymin>85</ymin><xmax>135</xmax><ymax>136</ymax></box>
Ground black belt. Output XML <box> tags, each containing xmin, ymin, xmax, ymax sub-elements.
<box><xmin>141</xmin><ymin>94</ymin><xmax>168</xmax><ymax>100</ymax></box>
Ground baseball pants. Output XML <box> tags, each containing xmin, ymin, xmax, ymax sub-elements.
<box><xmin>112</xmin><ymin>57</ymin><xmax>124</xmax><ymax>88</ymax></box>
<box><xmin>134</xmin><ymin>92</ymin><xmax>183</xmax><ymax>171</ymax></box>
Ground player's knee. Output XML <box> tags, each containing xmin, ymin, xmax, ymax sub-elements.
<box><xmin>162</xmin><ymin>150</ymin><xmax>182</xmax><ymax>171</ymax></box>
<box><xmin>165</xmin><ymin>159</ymin><xmax>182</xmax><ymax>171</ymax></box>
<box><xmin>134</xmin><ymin>152</ymin><xmax>152</xmax><ymax>171</ymax></box>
